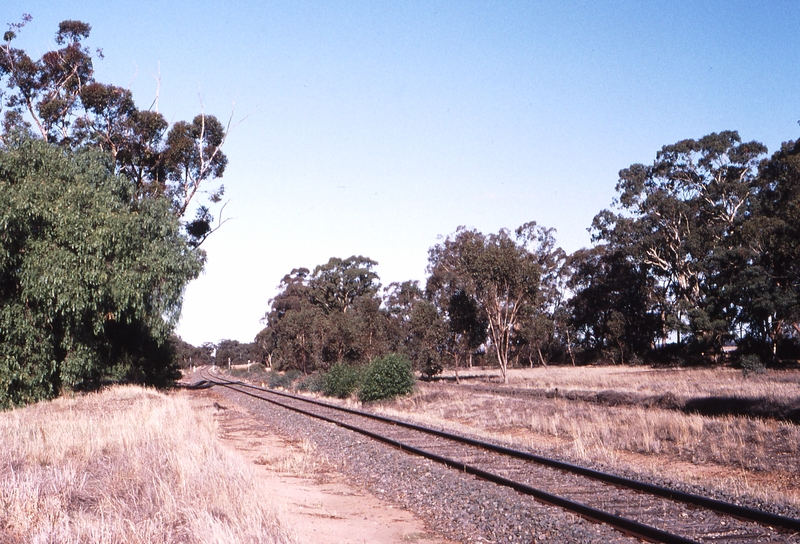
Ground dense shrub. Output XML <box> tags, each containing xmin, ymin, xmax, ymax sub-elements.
<box><xmin>0</xmin><ymin>141</ymin><xmax>202</xmax><ymax>408</ymax></box>
<box><xmin>322</xmin><ymin>364</ymin><xmax>363</xmax><ymax>398</ymax></box>
<box><xmin>359</xmin><ymin>353</ymin><xmax>415</xmax><ymax>402</ymax></box>
<box><xmin>739</xmin><ymin>354</ymin><xmax>767</xmax><ymax>378</ymax></box>
<box><xmin>295</xmin><ymin>372</ymin><xmax>325</xmax><ymax>393</ymax></box>
<box><xmin>268</xmin><ymin>369</ymin><xmax>302</xmax><ymax>389</ymax></box>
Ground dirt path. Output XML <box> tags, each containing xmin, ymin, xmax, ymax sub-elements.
<box><xmin>181</xmin><ymin>387</ymin><xmax>455</xmax><ymax>544</ymax></box>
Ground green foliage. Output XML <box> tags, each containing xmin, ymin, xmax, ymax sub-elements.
<box><xmin>427</xmin><ymin>224</ymin><xmax>559</xmax><ymax>381</ymax></box>
<box><xmin>258</xmin><ymin>257</ymin><xmax>390</xmax><ymax>374</ymax></box>
<box><xmin>383</xmin><ymin>281</ymin><xmax>447</xmax><ymax>374</ymax></box>
<box><xmin>295</xmin><ymin>372</ymin><xmax>325</xmax><ymax>393</ymax></box>
<box><xmin>739</xmin><ymin>354</ymin><xmax>767</xmax><ymax>378</ymax></box>
<box><xmin>591</xmin><ymin>131</ymin><xmax>769</xmax><ymax>358</ymax></box>
<box><xmin>322</xmin><ymin>363</ymin><xmax>363</xmax><ymax>398</ymax></box>
<box><xmin>359</xmin><ymin>353</ymin><xmax>415</xmax><ymax>402</ymax></box>
<box><xmin>0</xmin><ymin>139</ymin><xmax>202</xmax><ymax>408</ymax></box>
<box><xmin>170</xmin><ymin>336</ymin><xmax>214</xmax><ymax>368</ymax></box>
<box><xmin>215</xmin><ymin>339</ymin><xmax>260</xmax><ymax>367</ymax></box>
<box><xmin>0</xmin><ymin>17</ymin><xmax>228</xmax><ymax>247</ymax></box>
<box><xmin>567</xmin><ymin>245</ymin><xmax>659</xmax><ymax>359</ymax></box>
<box><xmin>267</xmin><ymin>369</ymin><xmax>302</xmax><ymax>389</ymax></box>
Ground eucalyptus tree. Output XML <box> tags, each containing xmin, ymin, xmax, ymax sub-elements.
<box><xmin>733</xmin><ymin>137</ymin><xmax>800</xmax><ymax>356</ymax></box>
<box><xmin>592</xmin><ymin>131</ymin><xmax>767</xmax><ymax>352</ymax></box>
<box><xmin>308</xmin><ymin>256</ymin><xmax>380</xmax><ymax>314</ymax></box>
<box><xmin>383</xmin><ymin>280</ymin><xmax>448</xmax><ymax>378</ymax></box>
<box><xmin>511</xmin><ymin>222</ymin><xmax>567</xmax><ymax>367</ymax></box>
<box><xmin>427</xmin><ymin>225</ymin><xmax>544</xmax><ymax>383</ymax></box>
<box><xmin>566</xmin><ymin>245</ymin><xmax>660</xmax><ymax>363</ymax></box>
<box><xmin>0</xmin><ymin>140</ymin><xmax>203</xmax><ymax>407</ymax></box>
<box><xmin>0</xmin><ymin>16</ymin><xmax>232</xmax><ymax>406</ymax></box>
<box><xmin>215</xmin><ymin>339</ymin><xmax>260</xmax><ymax>367</ymax></box>
<box><xmin>0</xmin><ymin>16</ymin><xmax>229</xmax><ymax>247</ymax></box>
<box><xmin>258</xmin><ymin>257</ymin><xmax>389</xmax><ymax>372</ymax></box>
<box><xmin>258</xmin><ymin>268</ymin><xmax>317</xmax><ymax>373</ymax></box>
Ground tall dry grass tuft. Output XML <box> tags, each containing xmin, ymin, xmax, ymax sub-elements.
<box><xmin>0</xmin><ymin>386</ymin><xmax>298</xmax><ymax>544</ymax></box>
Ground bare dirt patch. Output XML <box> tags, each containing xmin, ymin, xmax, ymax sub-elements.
<box><xmin>181</xmin><ymin>387</ymin><xmax>455</xmax><ymax>544</ymax></box>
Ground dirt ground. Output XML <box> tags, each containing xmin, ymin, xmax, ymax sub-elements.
<box><xmin>181</xmin><ymin>387</ymin><xmax>455</xmax><ymax>544</ymax></box>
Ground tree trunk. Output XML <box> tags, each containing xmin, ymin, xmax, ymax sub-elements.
<box><xmin>565</xmin><ymin>329</ymin><xmax>576</xmax><ymax>366</ymax></box>
<box><xmin>493</xmin><ymin>342</ymin><xmax>508</xmax><ymax>384</ymax></box>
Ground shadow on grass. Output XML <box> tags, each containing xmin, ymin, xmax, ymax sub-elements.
<box><xmin>462</xmin><ymin>383</ymin><xmax>800</xmax><ymax>424</ymax></box>
<box><xmin>683</xmin><ymin>396</ymin><xmax>800</xmax><ymax>424</ymax></box>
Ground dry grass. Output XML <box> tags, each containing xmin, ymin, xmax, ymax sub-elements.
<box><xmin>442</xmin><ymin>365</ymin><xmax>800</xmax><ymax>400</ymax></box>
<box><xmin>0</xmin><ymin>386</ymin><xmax>299</xmax><ymax>544</ymax></box>
<box><xmin>254</xmin><ymin>437</ymin><xmax>336</xmax><ymax>479</ymax></box>
<box><xmin>374</xmin><ymin>367</ymin><xmax>800</xmax><ymax>510</ymax></box>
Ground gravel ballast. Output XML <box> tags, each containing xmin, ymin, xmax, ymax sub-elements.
<box><xmin>210</xmin><ymin>385</ymin><xmax>639</xmax><ymax>543</ymax></box>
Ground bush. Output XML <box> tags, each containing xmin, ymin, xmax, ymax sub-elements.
<box><xmin>359</xmin><ymin>354</ymin><xmax>415</xmax><ymax>402</ymax></box>
<box><xmin>268</xmin><ymin>369</ymin><xmax>302</xmax><ymax>389</ymax></box>
<box><xmin>739</xmin><ymin>354</ymin><xmax>766</xmax><ymax>378</ymax></box>
<box><xmin>419</xmin><ymin>357</ymin><xmax>443</xmax><ymax>380</ymax></box>
<box><xmin>228</xmin><ymin>363</ymin><xmax>270</xmax><ymax>383</ymax></box>
<box><xmin>322</xmin><ymin>364</ymin><xmax>363</xmax><ymax>398</ymax></box>
<box><xmin>295</xmin><ymin>372</ymin><xmax>325</xmax><ymax>393</ymax></box>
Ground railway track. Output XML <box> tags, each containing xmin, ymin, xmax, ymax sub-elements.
<box><xmin>194</xmin><ymin>368</ymin><xmax>800</xmax><ymax>543</ymax></box>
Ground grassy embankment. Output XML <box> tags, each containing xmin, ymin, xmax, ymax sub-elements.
<box><xmin>0</xmin><ymin>386</ymin><xmax>298</xmax><ymax>544</ymax></box>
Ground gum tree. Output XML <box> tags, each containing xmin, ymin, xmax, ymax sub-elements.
<box><xmin>0</xmin><ymin>16</ymin><xmax>230</xmax><ymax>406</ymax></box>
<box><xmin>592</xmin><ymin>131</ymin><xmax>767</xmax><ymax>352</ymax></box>
<box><xmin>427</xmin><ymin>226</ymin><xmax>544</xmax><ymax>383</ymax></box>
<box><xmin>0</xmin><ymin>140</ymin><xmax>203</xmax><ymax>407</ymax></box>
<box><xmin>0</xmin><ymin>16</ymin><xmax>229</xmax><ymax>247</ymax></box>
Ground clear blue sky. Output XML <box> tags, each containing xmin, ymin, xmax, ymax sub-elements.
<box><xmin>5</xmin><ymin>1</ymin><xmax>799</xmax><ymax>345</ymax></box>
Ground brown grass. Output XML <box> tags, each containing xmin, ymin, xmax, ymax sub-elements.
<box><xmin>442</xmin><ymin>365</ymin><xmax>800</xmax><ymax>399</ymax></box>
<box><xmin>372</xmin><ymin>367</ymin><xmax>800</xmax><ymax>510</ymax></box>
<box><xmin>0</xmin><ymin>386</ymin><xmax>299</xmax><ymax>544</ymax></box>
<box><xmin>254</xmin><ymin>437</ymin><xmax>337</xmax><ymax>479</ymax></box>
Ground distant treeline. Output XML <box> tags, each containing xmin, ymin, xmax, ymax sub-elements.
<box><xmin>171</xmin><ymin>337</ymin><xmax>260</xmax><ymax>368</ymax></box>
<box><xmin>238</xmin><ymin>131</ymin><xmax>800</xmax><ymax>380</ymax></box>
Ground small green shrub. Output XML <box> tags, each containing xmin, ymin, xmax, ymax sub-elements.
<box><xmin>739</xmin><ymin>354</ymin><xmax>766</xmax><ymax>378</ymax></box>
<box><xmin>359</xmin><ymin>353</ymin><xmax>415</xmax><ymax>402</ymax></box>
<box><xmin>268</xmin><ymin>369</ymin><xmax>302</xmax><ymax>389</ymax></box>
<box><xmin>295</xmin><ymin>372</ymin><xmax>325</xmax><ymax>393</ymax></box>
<box><xmin>419</xmin><ymin>357</ymin><xmax>443</xmax><ymax>380</ymax></box>
<box><xmin>322</xmin><ymin>363</ymin><xmax>363</xmax><ymax>398</ymax></box>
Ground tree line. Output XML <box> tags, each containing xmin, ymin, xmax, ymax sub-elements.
<box><xmin>256</xmin><ymin>131</ymin><xmax>800</xmax><ymax>380</ymax></box>
<box><xmin>2</xmin><ymin>17</ymin><xmax>798</xmax><ymax>408</ymax></box>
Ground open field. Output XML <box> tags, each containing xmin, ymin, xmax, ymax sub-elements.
<box><xmin>0</xmin><ymin>386</ymin><xmax>298</xmax><ymax>544</ymax></box>
<box><xmin>353</xmin><ymin>366</ymin><xmax>800</xmax><ymax>513</ymax></box>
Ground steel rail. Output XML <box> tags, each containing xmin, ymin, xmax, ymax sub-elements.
<box><xmin>197</xmin><ymin>371</ymin><xmax>706</xmax><ymax>543</ymax></box>
<box><xmin>201</xmin><ymin>373</ymin><xmax>800</xmax><ymax>534</ymax></box>
<box><xmin>196</xmin><ymin>369</ymin><xmax>800</xmax><ymax>542</ymax></box>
